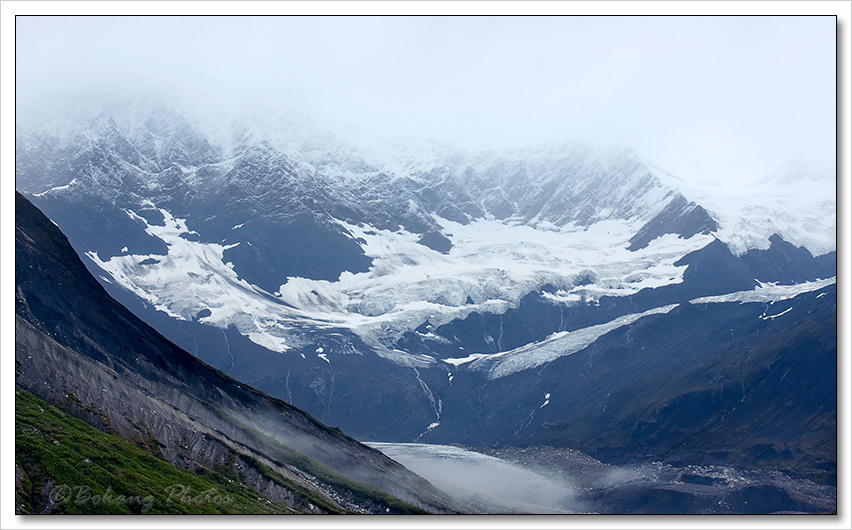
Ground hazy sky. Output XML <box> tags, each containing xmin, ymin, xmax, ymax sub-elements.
<box><xmin>15</xmin><ymin>15</ymin><xmax>837</xmax><ymax>186</ymax></box>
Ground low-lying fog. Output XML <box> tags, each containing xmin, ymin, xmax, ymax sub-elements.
<box><xmin>367</xmin><ymin>443</ymin><xmax>587</xmax><ymax>513</ymax></box>
<box><xmin>367</xmin><ymin>443</ymin><xmax>836</xmax><ymax>515</ymax></box>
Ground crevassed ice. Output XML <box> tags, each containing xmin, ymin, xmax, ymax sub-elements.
<box><xmin>444</xmin><ymin>276</ymin><xmax>835</xmax><ymax>380</ymax></box>
<box><xmin>691</xmin><ymin>277</ymin><xmax>835</xmax><ymax>305</ymax></box>
<box><xmin>91</xmin><ymin>204</ymin><xmax>728</xmax><ymax>359</ymax></box>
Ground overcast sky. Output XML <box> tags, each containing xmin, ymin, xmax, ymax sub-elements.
<box><xmin>15</xmin><ymin>15</ymin><xmax>837</xmax><ymax>187</ymax></box>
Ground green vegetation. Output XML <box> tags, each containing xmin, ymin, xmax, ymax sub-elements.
<box><xmin>15</xmin><ymin>388</ymin><xmax>305</xmax><ymax>514</ymax></box>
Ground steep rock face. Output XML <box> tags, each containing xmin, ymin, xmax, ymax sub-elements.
<box><xmin>628</xmin><ymin>193</ymin><xmax>717</xmax><ymax>250</ymax></box>
<box><xmin>133</xmin><ymin>103</ymin><xmax>223</xmax><ymax>168</ymax></box>
<box><xmin>672</xmin><ymin>238</ymin><xmax>757</xmax><ymax>294</ymax></box>
<box><xmin>14</xmin><ymin>192</ymin><xmax>460</xmax><ymax>514</ymax></box>
<box><xmin>463</xmin><ymin>145</ymin><xmax>674</xmax><ymax>226</ymax></box>
<box><xmin>741</xmin><ymin>233</ymin><xmax>837</xmax><ymax>284</ymax></box>
<box><xmin>188</xmin><ymin>144</ymin><xmax>375</xmax><ymax>291</ymax></box>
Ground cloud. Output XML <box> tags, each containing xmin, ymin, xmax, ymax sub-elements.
<box><xmin>15</xmin><ymin>15</ymin><xmax>837</xmax><ymax>188</ymax></box>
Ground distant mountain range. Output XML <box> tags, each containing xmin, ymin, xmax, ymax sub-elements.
<box><xmin>15</xmin><ymin>99</ymin><xmax>836</xmax><ymax>513</ymax></box>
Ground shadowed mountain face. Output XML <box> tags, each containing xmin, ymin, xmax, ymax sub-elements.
<box><xmin>431</xmin><ymin>288</ymin><xmax>837</xmax><ymax>473</ymax></box>
<box><xmin>14</xmin><ymin>192</ymin><xmax>461</xmax><ymax>515</ymax></box>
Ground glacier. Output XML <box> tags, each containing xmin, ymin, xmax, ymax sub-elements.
<box><xmin>16</xmin><ymin>101</ymin><xmax>836</xmax><ymax>370</ymax></box>
<box><xmin>442</xmin><ymin>276</ymin><xmax>835</xmax><ymax>380</ymax></box>
<box><xmin>87</xmin><ymin>199</ymin><xmax>721</xmax><ymax>358</ymax></box>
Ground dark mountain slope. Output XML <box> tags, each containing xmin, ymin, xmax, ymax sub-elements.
<box><xmin>426</xmin><ymin>286</ymin><xmax>836</xmax><ymax>487</ymax></box>
<box><xmin>15</xmin><ymin>192</ymin><xmax>460</xmax><ymax>514</ymax></box>
<box><xmin>741</xmin><ymin>233</ymin><xmax>837</xmax><ymax>284</ymax></box>
<box><xmin>627</xmin><ymin>193</ymin><xmax>718</xmax><ymax>250</ymax></box>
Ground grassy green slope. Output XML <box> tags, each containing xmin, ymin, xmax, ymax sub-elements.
<box><xmin>14</xmin><ymin>388</ymin><xmax>337</xmax><ymax>515</ymax></box>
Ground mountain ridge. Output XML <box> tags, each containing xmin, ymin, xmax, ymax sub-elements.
<box><xmin>14</xmin><ymin>191</ymin><xmax>461</xmax><ymax>514</ymax></box>
<box><xmin>17</xmin><ymin>101</ymin><xmax>834</xmax><ymax>259</ymax></box>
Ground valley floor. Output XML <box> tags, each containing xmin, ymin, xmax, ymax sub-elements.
<box><xmin>367</xmin><ymin>442</ymin><xmax>837</xmax><ymax>515</ymax></box>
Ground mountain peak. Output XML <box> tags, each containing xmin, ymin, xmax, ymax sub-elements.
<box><xmin>16</xmin><ymin>99</ymin><xmax>836</xmax><ymax>259</ymax></box>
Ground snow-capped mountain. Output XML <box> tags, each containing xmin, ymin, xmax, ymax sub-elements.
<box><xmin>16</xmin><ymin>100</ymin><xmax>836</xmax><ymax>484</ymax></box>
<box><xmin>16</xmin><ymin>102</ymin><xmax>834</xmax><ymax>355</ymax></box>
